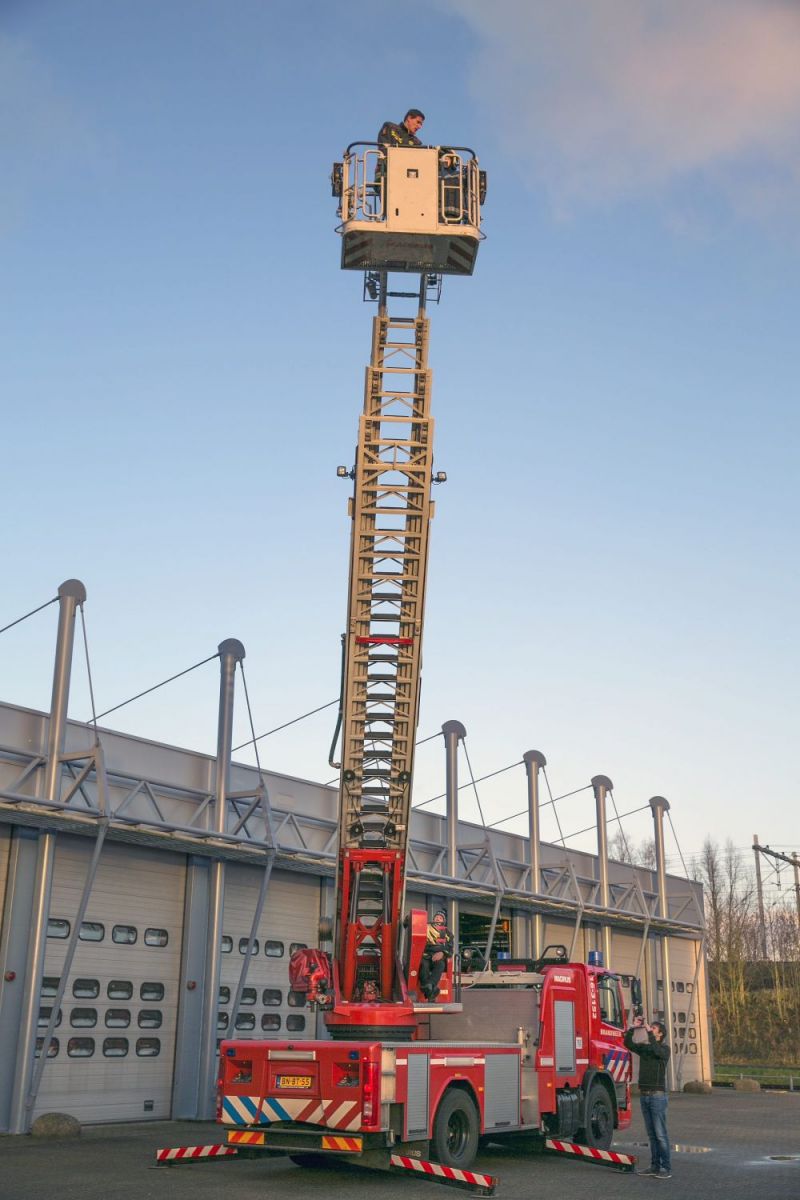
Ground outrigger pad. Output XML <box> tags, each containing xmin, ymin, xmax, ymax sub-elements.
<box><xmin>545</xmin><ymin>1138</ymin><xmax>636</xmax><ymax>1172</ymax></box>
<box><xmin>389</xmin><ymin>1153</ymin><xmax>497</xmax><ymax>1195</ymax></box>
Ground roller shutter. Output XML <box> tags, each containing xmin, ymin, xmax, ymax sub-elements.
<box><xmin>218</xmin><ymin>866</ymin><xmax>320</xmax><ymax>1045</ymax></box>
<box><xmin>667</xmin><ymin>937</ymin><xmax>704</xmax><ymax>1082</ymax></box>
<box><xmin>34</xmin><ymin>836</ymin><xmax>185</xmax><ymax>1123</ymax></box>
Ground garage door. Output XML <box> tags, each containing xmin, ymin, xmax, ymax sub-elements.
<box><xmin>668</xmin><ymin>937</ymin><xmax>704</xmax><ymax>1082</ymax></box>
<box><xmin>34</xmin><ymin>836</ymin><xmax>185</xmax><ymax>1124</ymax></box>
<box><xmin>218</xmin><ymin>867</ymin><xmax>320</xmax><ymax>1046</ymax></box>
<box><xmin>543</xmin><ymin>920</ymin><xmax>584</xmax><ymax>961</ymax></box>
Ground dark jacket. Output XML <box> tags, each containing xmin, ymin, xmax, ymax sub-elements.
<box><xmin>424</xmin><ymin>924</ymin><xmax>454</xmax><ymax>958</ymax></box>
<box><xmin>624</xmin><ymin>1028</ymin><xmax>671</xmax><ymax>1091</ymax></box>
<box><xmin>377</xmin><ymin>120</ymin><xmax>422</xmax><ymax>148</ymax></box>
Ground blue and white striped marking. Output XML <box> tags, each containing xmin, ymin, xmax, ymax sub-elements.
<box><xmin>222</xmin><ymin>1095</ymin><xmax>288</xmax><ymax>1125</ymax></box>
<box><xmin>604</xmin><ymin>1048</ymin><xmax>630</xmax><ymax>1082</ymax></box>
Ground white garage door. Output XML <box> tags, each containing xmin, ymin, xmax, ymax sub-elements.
<box><xmin>543</xmin><ymin>919</ymin><xmax>584</xmax><ymax>961</ymax></box>
<box><xmin>34</xmin><ymin>836</ymin><xmax>185</xmax><ymax>1123</ymax></box>
<box><xmin>668</xmin><ymin>937</ymin><xmax>704</xmax><ymax>1082</ymax></box>
<box><xmin>218</xmin><ymin>866</ymin><xmax>320</xmax><ymax>1046</ymax></box>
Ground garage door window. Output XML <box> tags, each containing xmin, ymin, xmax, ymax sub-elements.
<box><xmin>235</xmin><ymin>1013</ymin><xmax>256</xmax><ymax>1031</ymax></box>
<box><xmin>265</xmin><ymin>940</ymin><xmax>284</xmax><ymax>958</ymax></box>
<box><xmin>73</xmin><ymin>979</ymin><xmax>100</xmax><ymax>999</ymax></box>
<box><xmin>239</xmin><ymin>937</ymin><xmax>259</xmax><ymax>955</ymax></box>
<box><xmin>221</xmin><ymin>936</ymin><xmax>233</xmax><ymax>953</ymax></box>
<box><xmin>47</xmin><ymin>919</ymin><xmax>70</xmax><ymax>939</ymax></box>
<box><xmin>38</xmin><ymin>1007</ymin><xmax>62</xmax><ymax>1028</ymax></box>
<box><xmin>136</xmin><ymin>1038</ymin><xmax>160</xmax><ymax>1057</ymax></box>
<box><xmin>103</xmin><ymin>1038</ymin><xmax>129</xmax><ymax>1058</ymax></box>
<box><xmin>141</xmin><ymin>982</ymin><xmax>165</xmax><ymax>1001</ymax></box>
<box><xmin>68</xmin><ymin>1038</ymin><xmax>95</xmax><ymax>1057</ymax></box>
<box><xmin>138</xmin><ymin>1011</ymin><xmax>162</xmax><ymax>1029</ymax></box>
<box><xmin>35</xmin><ymin>1037</ymin><xmax>59</xmax><ymax>1058</ymax></box>
<box><xmin>261</xmin><ymin>1014</ymin><xmax>281</xmax><ymax>1032</ymax></box>
<box><xmin>241</xmin><ymin>988</ymin><xmax>257</xmax><ymax>1005</ymax></box>
<box><xmin>106</xmin><ymin>1010</ymin><xmax>131</xmax><ymax>1028</ymax></box>
<box><xmin>108</xmin><ymin>981</ymin><xmax>133</xmax><ymax>1000</ymax></box>
<box><xmin>288</xmin><ymin>991</ymin><xmax>306</xmax><ymax>1007</ymax></box>
<box><xmin>144</xmin><ymin>928</ymin><xmax>169</xmax><ymax>947</ymax></box>
<box><xmin>71</xmin><ymin>1008</ymin><xmax>98</xmax><ymax>1028</ymax></box>
<box><xmin>217</xmin><ymin>1013</ymin><xmax>229</xmax><ymax>1031</ymax></box>
<box><xmin>41</xmin><ymin>977</ymin><xmax>60</xmax><ymax>998</ymax></box>
<box><xmin>80</xmin><ymin>922</ymin><xmax>105</xmax><ymax>942</ymax></box>
<box><xmin>290</xmin><ymin>943</ymin><xmax>307</xmax><ymax>955</ymax></box>
<box><xmin>263</xmin><ymin>989</ymin><xmax>282</xmax><ymax>1006</ymax></box>
<box><xmin>286</xmin><ymin>1015</ymin><xmax>305</xmax><ymax>1032</ymax></box>
<box><xmin>112</xmin><ymin>925</ymin><xmax>137</xmax><ymax>945</ymax></box>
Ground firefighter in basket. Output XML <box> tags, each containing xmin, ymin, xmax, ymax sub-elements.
<box><xmin>419</xmin><ymin>909</ymin><xmax>454</xmax><ymax>1001</ymax></box>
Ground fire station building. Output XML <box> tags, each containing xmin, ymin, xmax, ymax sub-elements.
<box><xmin>0</xmin><ymin>692</ymin><xmax>709</xmax><ymax>1132</ymax></box>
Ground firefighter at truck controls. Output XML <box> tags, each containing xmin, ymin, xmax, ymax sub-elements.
<box><xmin>377</xmin><ymin>108</ymin><xmax>425</xmax><ymax>148</ymax></box>
<box><xmin>625</xmin><ymin>1016</ymin><xmax>673</xmax><ymax>1179</ymax></box>
<box><xmin>419</xmin><ymin>910</ymin><xmax>453</xmax><ymax>1001</ymax></box>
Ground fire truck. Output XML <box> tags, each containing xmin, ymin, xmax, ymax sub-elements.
<box><xmin>215</xmin><ymin>138</ymin><xmax>635</xmax><ymax>1176</ymax></box>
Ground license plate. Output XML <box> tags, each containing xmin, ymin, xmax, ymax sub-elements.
<box><xmin>276</xmin><ymin>1074</ymin><xmax>312</xmax><ymax>1089</ymax></box>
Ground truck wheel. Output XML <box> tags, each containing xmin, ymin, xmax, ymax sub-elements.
<box><xmin>288</xmin><ymin>1154</ymin><xmax>328</xmax><ymax>1168</ymax></box>
<box><xmin>580</xmin><ymin>1083</ymin><xmax>614</xmax><ymax>1150</ymax></box>
<box><xmin>432</xmin><ymin>1089</ymin><xmax>480</xmax><ymax>1168</ymax></box>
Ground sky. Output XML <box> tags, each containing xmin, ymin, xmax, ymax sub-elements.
<box><xmin>1</xmin><ymin>0</ymin><xmax>798</xmax><ymax>890</ymax></box>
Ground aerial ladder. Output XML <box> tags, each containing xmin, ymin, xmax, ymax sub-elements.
<box><xmin>314</xmin><ymin>139</ymin><xmax>487</xmax><ymax>1040</ymax></box>
<box><xmin>163</xmin><ymin>138</ymin><xmax>641</xmax><ymax>1185</ymax></box>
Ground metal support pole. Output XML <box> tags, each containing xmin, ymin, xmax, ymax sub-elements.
<box><xmin>197</xmin><ymin>639</ymin><xmax>245</xmax><ymax>1116</ymax></box>
<box><xmin>793</xmin><ymin>855</ymin><xmax>800</xmax><ymax>930</ymax></box>
<box><xmin>649</xmin><ymin>795</ymin><xmax>676</xmax><ymax>1090</ymax></box>
<box><xmin>592</xmin><ymin>774</ymin><xmax>613</xmax><ymax>969</ymax></box>
<box><xmin>523</xmin><ymin>750</ymin><xmax>546</xmax><ymax>959</ymax></box>
<box><xmin>9</xmin><ymin>579</ymin><xmax>86</xmax><ymax>1134</ymax></box>
<box><xmin>753</xmin><ymin>835</ymin><xmax>768</xmax><ymax>959</ymax></box>
<box><xmin>442</xmin><ymin>721</ymin><xmax>466</xmax><ymax>938</ymax></box>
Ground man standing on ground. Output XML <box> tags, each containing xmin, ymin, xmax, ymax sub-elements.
<box><xmin>624</xmin><ymin>1016</ymin><xmax>673</xmax><ymax>1179</ymax></box>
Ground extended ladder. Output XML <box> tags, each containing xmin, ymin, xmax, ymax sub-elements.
<box><xmin>334</xmin><ymin>273</ymin><xmax>438</xmax><ymax>1003</ymax></box>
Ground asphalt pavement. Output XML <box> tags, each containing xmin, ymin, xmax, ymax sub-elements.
<box><xmin>1</xmin><ymin>1090</ymin><xmax>798</xmax><ymax>1200</ymax></box>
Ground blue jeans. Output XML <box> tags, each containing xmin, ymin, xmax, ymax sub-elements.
<box><xmin>640</xmin><ymin>1092</ymin><xmax>671</xmax><ymax>1171</ymax></box>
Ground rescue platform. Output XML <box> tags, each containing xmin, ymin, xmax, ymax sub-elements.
<box><xmin>334</xmin><ymin>143</ymin><xmax>486</xmax><ymax>276</ymax></box>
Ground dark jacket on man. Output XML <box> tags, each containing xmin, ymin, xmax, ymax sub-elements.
<box><xmin>624</xmin><ymin>1028</ymin><xmax>671</xmax><ymax>1092</ymax></box>
<box><xmin>377</xmin><ymin>120</ymin><xmax>423</xmax><ymax>148</ymax></box>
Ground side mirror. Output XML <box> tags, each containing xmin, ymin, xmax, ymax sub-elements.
<box><xmin>630</xmin><ymin>976</ymin><xmax>643</xmax><ymax>1016</ymax></box>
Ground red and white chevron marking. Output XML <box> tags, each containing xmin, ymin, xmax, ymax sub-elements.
<box><xmin>545</xmin><ymin>1139</ymin><xmax>636</xmax><ymax>1170</ymax></box>
<box><xmin>390</xmin><ymin>1154</ymin><xmax>497</xmax><ymax>1193</ymax></box>
<box><xmin>155</xmin><ymin>1144</ymin><xmax>238</xmax><ymax>1163</ymax></box>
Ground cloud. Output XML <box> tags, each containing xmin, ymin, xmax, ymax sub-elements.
<box><xmin>0</xmin><ymin>34</ymin><xmax>97</xmax><ymax>234</ymax></box>
<box><xmin>440</xmin><ymin>0</ymin><xmax>800</xmax><ymax>217</ymax></box>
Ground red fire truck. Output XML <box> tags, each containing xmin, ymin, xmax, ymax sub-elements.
<box><xmin>218</xmin><ymin>949</ymin><xmax>633</xmax><ymax>1170</ymax></box>
<box><xmin>215</xmin><ymin>141</ymin><xmax>635</xmax><ymax>1176</ymax></box>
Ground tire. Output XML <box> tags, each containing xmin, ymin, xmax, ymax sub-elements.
<box><xmin>432</xmin><ymin>1089</ymin><xmax>480</xmax><ymax>1169</ymax></box>
<box><xmin>288</xmin><ymin>1154</ymin><xmax>328</xmax><ymax>1168</ymax></box>
<box><xmin>579</xmin><ymin>1082</ymin><xmax>614</xmax><ymax>1150</ymax></box>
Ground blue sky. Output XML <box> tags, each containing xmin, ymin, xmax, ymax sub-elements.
<box><xmin>2</xmin><ymin>1</ymin><xmax>798</xmax><ymax>877</ymax></box>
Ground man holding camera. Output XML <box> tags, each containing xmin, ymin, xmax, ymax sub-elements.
<box><xmin>624</xmin><ymin>1015</ymin><xmax>673</xmax><ymax>1179</ymax></box>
